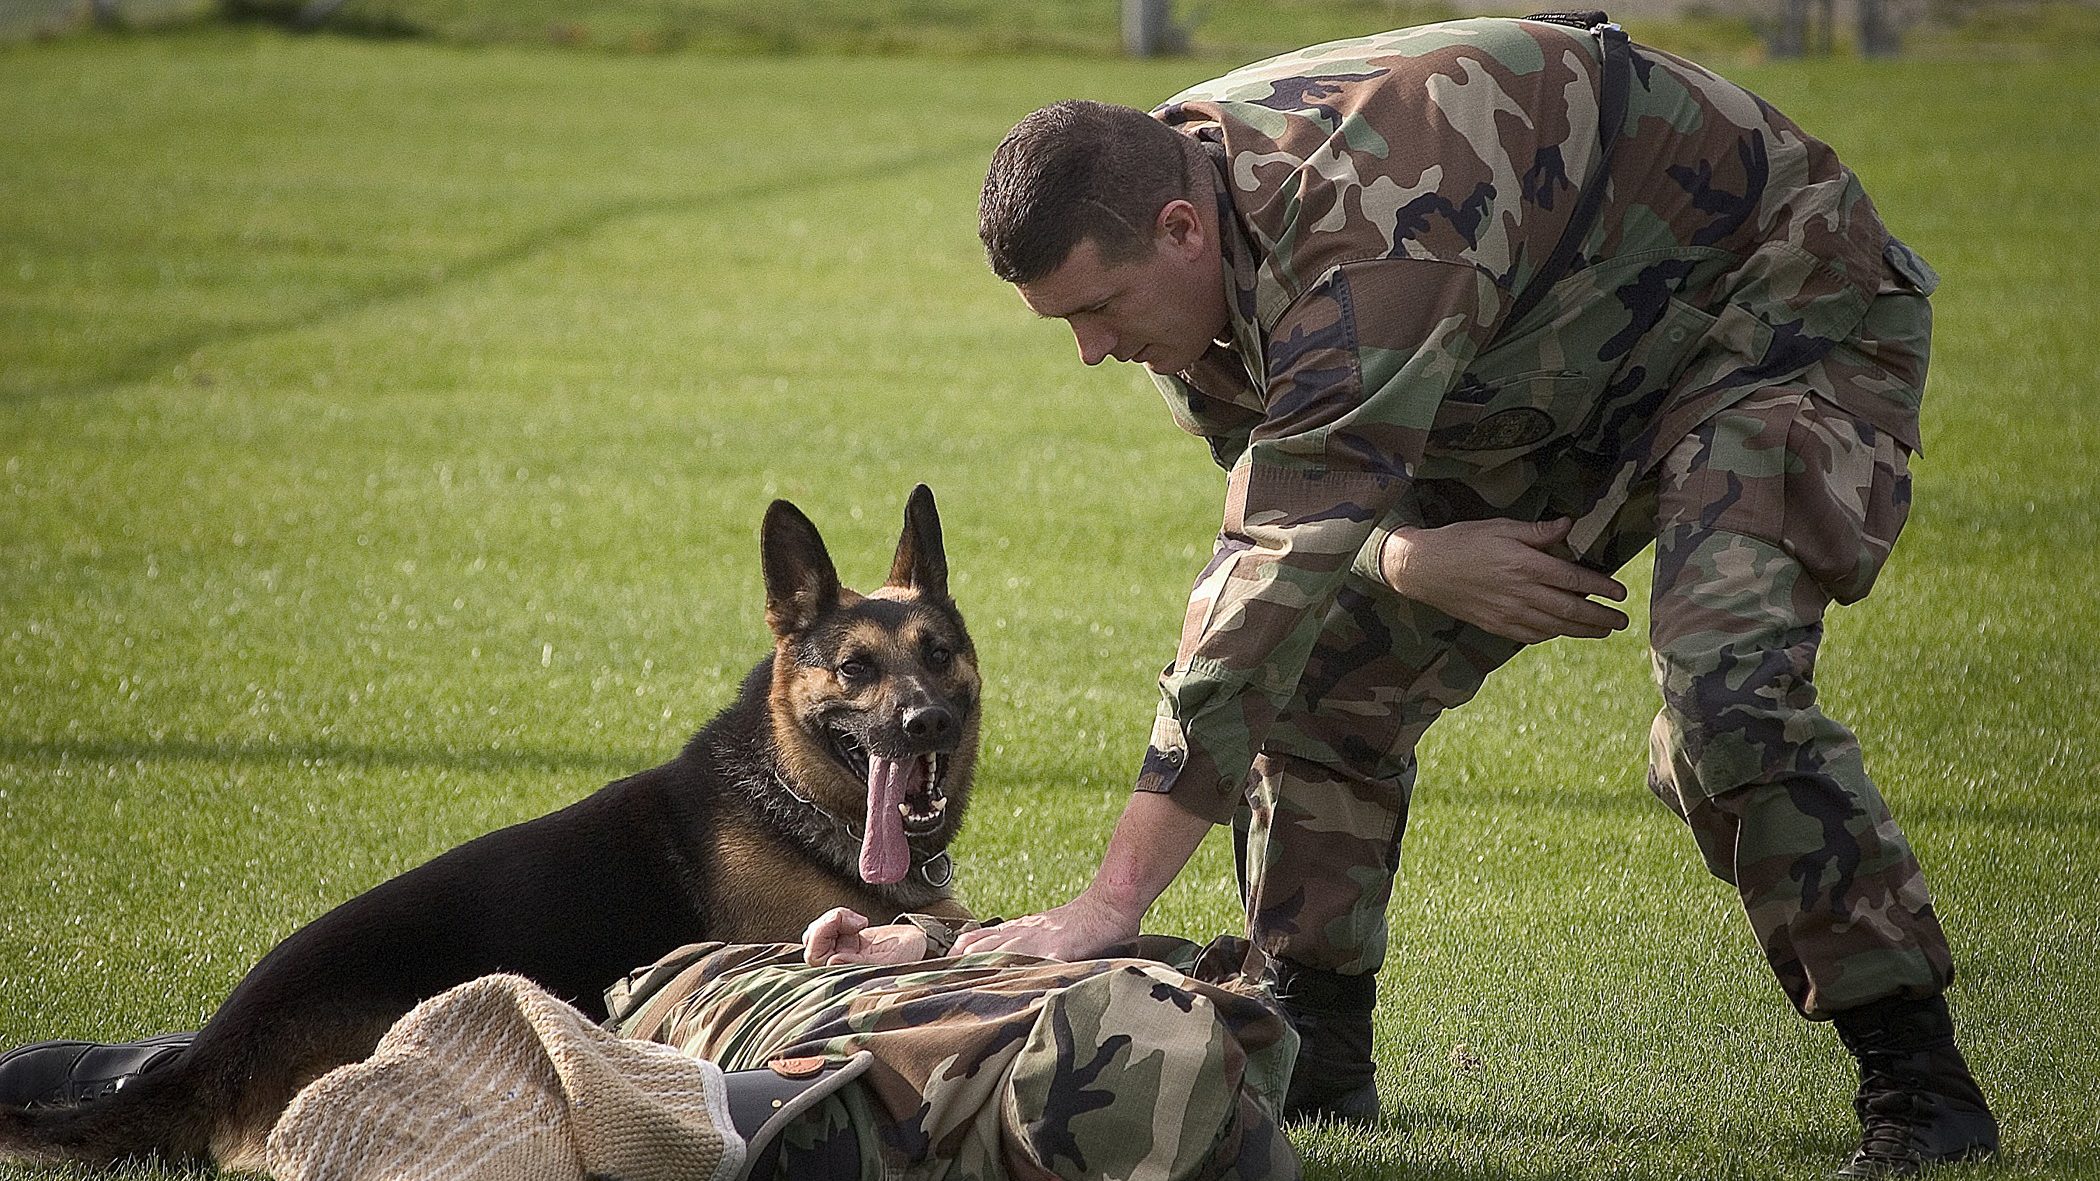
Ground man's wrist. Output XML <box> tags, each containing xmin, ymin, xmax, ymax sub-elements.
<box><xmin>1377</xmin><ymin>526</ymin><xmax>1423</xmax><ymax>594</ymax></box>
<box><xmin>1087</xmin><ymin>788</ymin><xmax>1213</xmax><ymax>924</ymax></box>
<box><xmin>1078</xmin><ymin>878</ymin><xmax>1152</xmax><ymax>927</ymax></box>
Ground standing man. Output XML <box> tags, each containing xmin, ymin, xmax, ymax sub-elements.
<box><xmin>956</xmin><ymin>14</ymin><xmax>1997</xmax><ymax>1177</ymax></box>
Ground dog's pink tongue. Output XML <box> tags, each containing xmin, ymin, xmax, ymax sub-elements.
<box><xmin>860</xmin><ymin>755</ymin><xmax>916</xmax><ymax>885</ymax></box>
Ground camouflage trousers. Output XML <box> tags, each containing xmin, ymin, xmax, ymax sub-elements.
<box><xmin>1237</xmin><ymin>301</ymin><xmax>1954</xmax><ymax>1020</ymax></box>
<box><xmin>605</xmin><ymin>935</ymin><xmax>1300</xmax><ymax>1181</ymax></box>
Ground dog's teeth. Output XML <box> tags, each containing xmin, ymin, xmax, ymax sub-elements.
<box><xmin>898</xmin><ymin>790</ymin><xmax>947</xmax><ymax>828</ymax></box>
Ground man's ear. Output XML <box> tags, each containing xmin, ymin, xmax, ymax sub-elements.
<box><xmin>885</xmin><ymin>484</ymin><xmax>949</xmax><ymax>601</ymax></box>
<box><xmin>762</xmin><ymin>500</ymin><xmax>842</xmax><ymax>638</ymax></box>
<box><xmin>1156</xmin><ymin>198</ymin><xmax>1205</xmax><ymax>256</ymax></box>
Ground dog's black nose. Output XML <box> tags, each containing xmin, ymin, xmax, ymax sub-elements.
<box><xmin>901</xmin><ymin>705</ymin><xmax>954</xmax><ymax>742</ymax></box>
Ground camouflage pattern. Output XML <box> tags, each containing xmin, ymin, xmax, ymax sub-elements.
<box><xmin>1124</xmin><ymin>18</ymin><xmax>1951</xmax><ymax>1015</ymax></box>
<box><xmin>605</xmin><ymin>933</ymin><xmax>1300</xmax><ymax>1180</ymax></box>
<box><xmin>1231</xmin><ymin>587</ymin><xmax>1522</xmax><ymax>979</ymax></box>
<box><xmin>1645</xmin><ymin>383</ymin><xmax>1952</xmax><ymax>1015</ymax></box>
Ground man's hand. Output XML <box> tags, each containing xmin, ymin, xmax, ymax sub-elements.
<box><xmin>1378</xmin><ymin>517</ymin><xmax>1629</xmax><ymax>643</ymax></box>
<box><xmin>951</xmin><ymin>887</ymin><xmax>1142</xmax><ymax>960</ymax></box>
<box><xmin>802</xmin><ymin>907</ymin><xmax>930</xmax><ymax>967</ymax></box>
<box><xmin>955</xmin><ymin>783</ymin><xmax>1208</xmax><ymax>960</ymax></box>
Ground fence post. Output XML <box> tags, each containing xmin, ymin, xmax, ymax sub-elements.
<box><xmin>296</xmin><ymin>0</ymin><xmax>355</xmax><ymax>28</ymax></box>
<box><xmin>1859</xmin><ymin>0</ymin><xmax>1901</xmax><ymax>56</ymax></box>
<box><xmin>1123</xmin><ymin>0</ymin><xmax>1169</xmax><ymax>56</ymax></box>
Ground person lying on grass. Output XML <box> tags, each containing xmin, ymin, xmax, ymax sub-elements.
<box><xmin>270</xmin><ymin>908</ymin><xmax>1302</xmax><ymax>1181</ymax></box>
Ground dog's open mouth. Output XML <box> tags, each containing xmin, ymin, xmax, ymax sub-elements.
<box><xmin>827</xmin><ymin>726</ymin><xmax>950</xmax><ymax>885</ymax></box>
<box><xmin>899</xmin><ymin>754</ymin><xmax>949</xmax><ymax>834</ymax></box>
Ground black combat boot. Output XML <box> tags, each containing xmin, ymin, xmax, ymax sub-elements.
<box><xmin>1267</xmin><ymin>959</ymin><xmax>1380</xmax><ymax>1124</ymax></box>
<box><xmin>1832</xmin><ymin>994</ymin><xmax>1998</xmax><ymax>1177</ymax></box>
<box><xmin>0</xmin><ymin>1031</ymin><xmax>194</xmax><ymax>1107</ymax></box>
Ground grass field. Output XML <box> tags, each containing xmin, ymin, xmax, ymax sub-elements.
<box><xmin>0</xmin><ymin>0</ymin><xmax>1774</xmax><ymax>59</ymax></box>
<box><xmin>12</xmin><ymin>0</ymin><xmax>2100</xmax><ymax>61</ymax></box>
<box><xmin>2</xmin><ymin>24</ymin><xmax>2097</xmax><ymax>1181</ymax></box>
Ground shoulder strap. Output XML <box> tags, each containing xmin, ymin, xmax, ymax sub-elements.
<box><xmin>1504</xmin><ymin>14</ymin><xmax>1633</xmax><ymax>331</ymax></box>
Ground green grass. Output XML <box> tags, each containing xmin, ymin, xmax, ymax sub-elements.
<box><xmin>3</xmin><ymin>26</ymin><xmax>2097</xmax><ymax>1181</ymax></box>
<box><xmin>14</xmin><ymin>0</ymin><xmax>2100</xmax><ymax>61</ymax></box>
<box><xmin>0</xmin><ymin>0</ymin><xmax>1774</xmax><ymax>61</ymax></box>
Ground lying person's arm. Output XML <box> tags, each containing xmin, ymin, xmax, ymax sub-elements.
<box><xmin>803</xmin><ymin>908</ymin><xmax>994</xmax><ymax>966</ymax></box>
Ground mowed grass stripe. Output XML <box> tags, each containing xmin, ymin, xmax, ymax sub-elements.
<box><xmin>0</xmin><ymin>35</ymin><xmax>1015</xmax><ymax>401</ymax></box>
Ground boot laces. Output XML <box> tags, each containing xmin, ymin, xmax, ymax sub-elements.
<box><xmin>1854</xmin><ymin>1086</ymin><xmax>1923</xmax><ymax>1166</ymax></box>
<box><xmin>1853</xmin><ymin>1046</ymin><xmax>1950</xmax><ymax>1170</ymax></box>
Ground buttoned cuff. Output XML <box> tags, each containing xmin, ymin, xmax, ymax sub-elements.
<box><xmin>1348</xmin><ymin>522</ymin><xmax>1397</xmax><ymax>586</ymax></box>
<box><xmin>1133</xmin><ymin>677</ymin><xmax>1265</xmax><ymax>825</ymax></box>
<box><xmin>900</xmin><ymin>913</ymin><xmax>987</xmax><ymax>957</ymax></box>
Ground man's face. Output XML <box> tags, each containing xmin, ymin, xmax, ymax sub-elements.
<box><xmin>1014</xmin><ymin>202</ymin><xmax>1228</xmax><ymax>377</ymax></box>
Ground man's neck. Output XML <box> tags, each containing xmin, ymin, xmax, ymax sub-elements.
<box><xmin>1176</xmin><ymin>134</ymin><xmax>1226</xmax><ymax>249</ymax></box>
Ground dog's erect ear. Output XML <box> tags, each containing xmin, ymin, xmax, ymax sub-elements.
<box><xmin>762</xmin><ymin>500</ymin><xmax>842</xmax><ymax>638</ymax></box>
<box><xmin>885</xmin><ymin>484</ymin><xmax>948</xmax><ymax>601</ymax></box>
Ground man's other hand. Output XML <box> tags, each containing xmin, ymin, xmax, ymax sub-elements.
<box><xmin>802</xmin><ymin>907</ymin><xmax>930</xmax><ymax>967</ymax></box>
<box><xmin>951</xmin><ymin>889</ymin><xmax>1140</xmax><ymax>961</ymax></box>
<box><xmin>1378</xmin><ymin>517</ymin><xmax>1629</xmax><ymax>644</ymax></box>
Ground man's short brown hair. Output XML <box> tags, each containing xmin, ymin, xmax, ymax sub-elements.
<box><xmin>978</xmin><ymin>100</ymin><xmax>1194</xmax><ymax>285</ymax></box>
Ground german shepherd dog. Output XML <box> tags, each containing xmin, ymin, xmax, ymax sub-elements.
<box><xmin>0</xmin><ymin>485</ymin><xmax>978</xmax><ymax>1171</ymax></box>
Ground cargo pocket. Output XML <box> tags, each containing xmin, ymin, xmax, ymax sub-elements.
<box><xmin>1658</xmin><ymin>390</ymin><xmax>1912</xmax><ymax>609</ymax></box>
<box><xmin>1780</xmin><ymin>393</ymin><xmax>1914</xmax><ymax>605</ymax></box>
<box><xmin>1883</xmin><ymin>236</ymin><xmax>1941</xmax><ymax>297</ymax></box>
<box><xmin>1626</xmin><ymin>297</ymin><xmax>1744</xmax><ymax>403</ymax></box>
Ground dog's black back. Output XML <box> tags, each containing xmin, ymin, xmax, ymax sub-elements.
<box><xmin>0</xmin><ymin>486</ymin><xmax>977</xmax><ymax>1170</ymax></box>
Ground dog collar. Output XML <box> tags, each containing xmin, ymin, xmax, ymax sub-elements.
<box><xmin>915</xmin><ymin>851</ymin><xmax>953</xmax><ymax>890</ymax></box>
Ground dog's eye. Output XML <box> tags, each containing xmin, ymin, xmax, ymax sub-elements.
<box><xmin>837</xmin><ymin>658</ymin><xmax>875</xmax><ymax>682</ymax></box>
<box><xmin>926</xmin><ymin>646</ymin><xmax>952</xmax><ymax>670</ymax></box>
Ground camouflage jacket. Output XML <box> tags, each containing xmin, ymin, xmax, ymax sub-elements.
<box><xmin>1135</xmin><ymin>17</ymin><xmax>1939</xmax><ymax>821</ymax></box>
